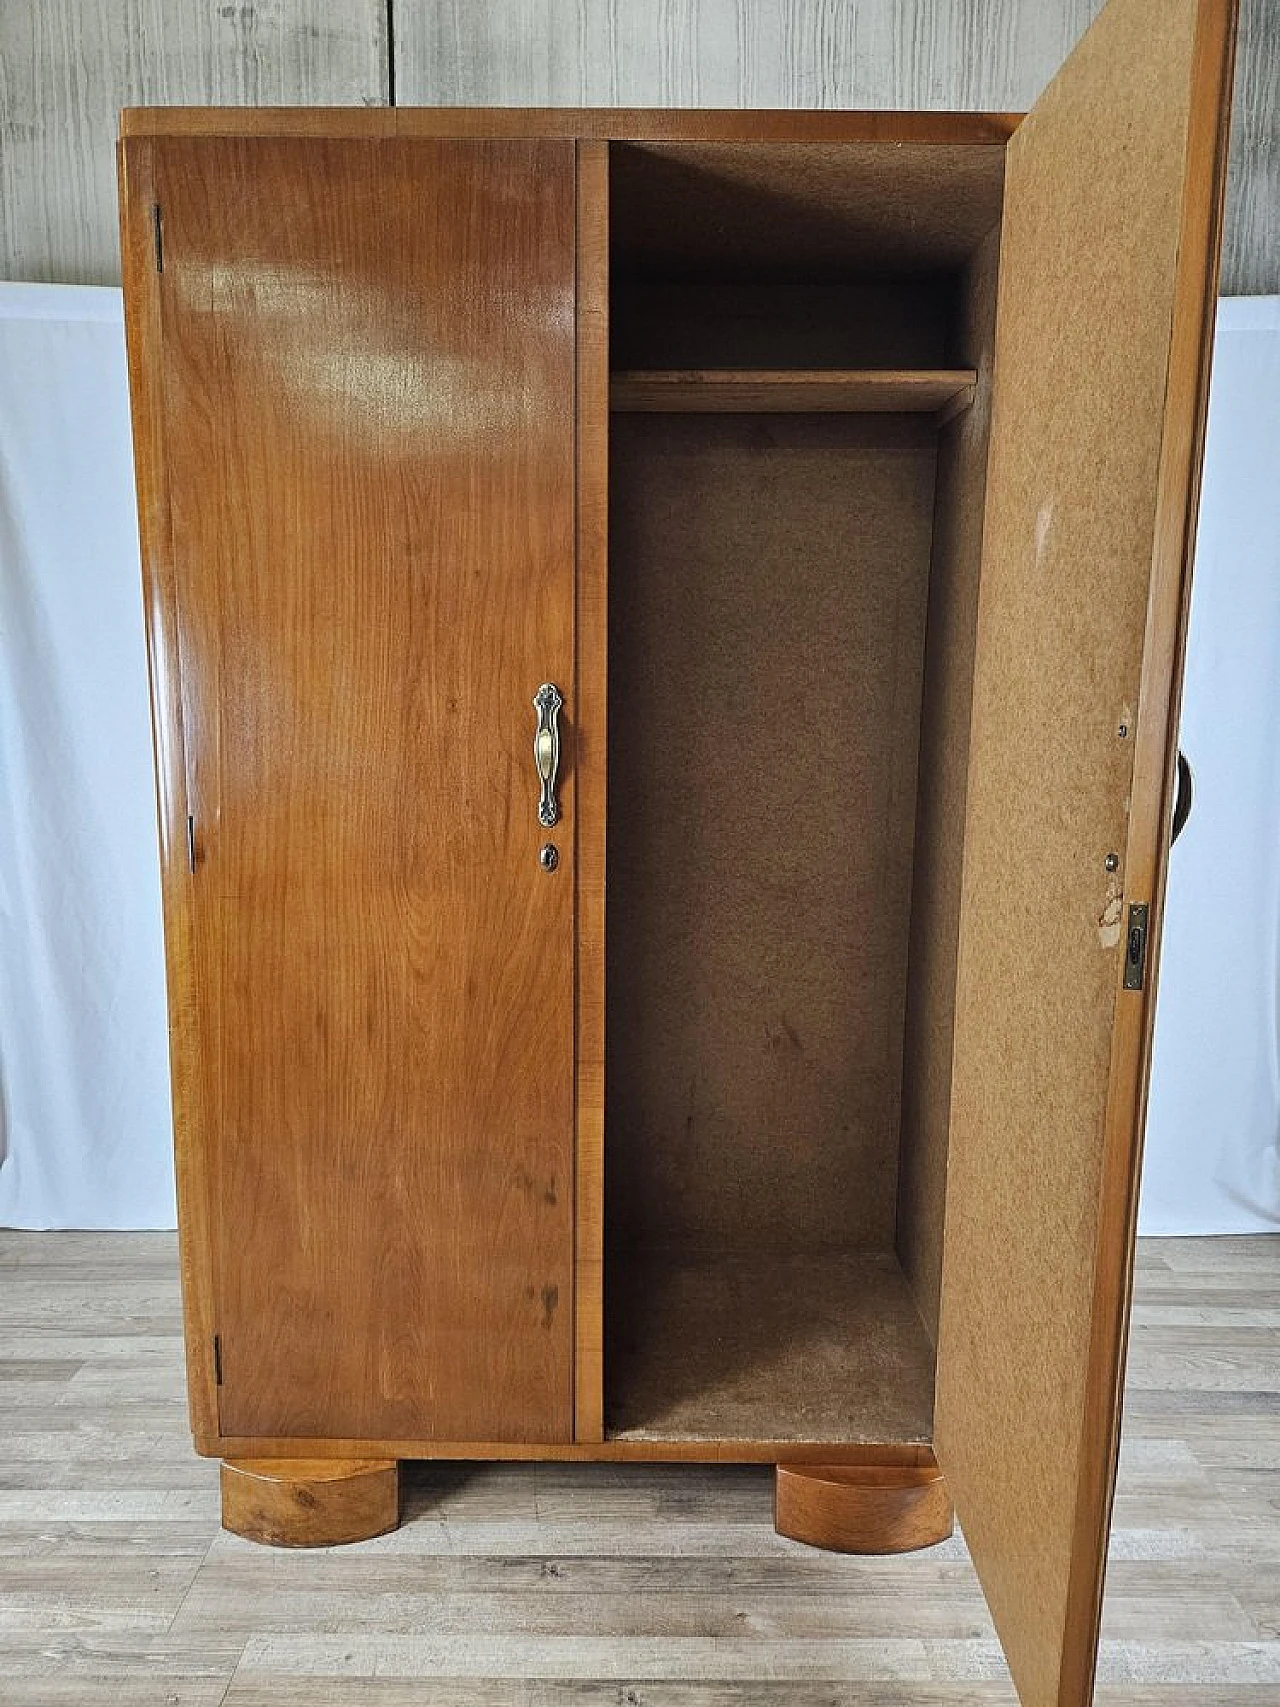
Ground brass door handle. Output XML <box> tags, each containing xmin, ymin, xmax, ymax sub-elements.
<box><xmin>533</xmin><ymin>683</ymin><xmax>563</xmax><ymax>828</ymax></box>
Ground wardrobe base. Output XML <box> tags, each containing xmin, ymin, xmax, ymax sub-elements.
<box><xmin>774</xmin><ymin>1458</ymin><xmax>954</xmax><ymax>1553</ymax></box>
<box><xmin>220</xmin><ymin>1457</ymin><xmax>401</xmax><ymax>1547</ymax></box>
<box><xmin>216</xmin><ymin>1451</ymin><xmax>951</xmax><ymax>1553</ymax></box>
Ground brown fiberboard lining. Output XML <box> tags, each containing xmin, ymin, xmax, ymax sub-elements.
<box><xmin>933</xmin><ymin>1</ymin><xmax>1230</xmax><ymax>1702</ymax></box>
<box><xmin>606</xmin><ymin>413</ymin><xmax>936</xmax><ymax>1262</ymax></box>
<box><xmin>895</xmin><ymin>223</ymin><xmax>1002</xmax><ymax>1345</ymax></box>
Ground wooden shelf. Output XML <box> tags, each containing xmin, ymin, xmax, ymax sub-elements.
<box><xmin>605</xmin><ymin>1251</ymin><xmax>937</xmax><ymax>1445</ymax></box>
<box><xmin>609</xmin><ymin>368</ymin><xmax>978</xmax><ymax>416</ymax></box>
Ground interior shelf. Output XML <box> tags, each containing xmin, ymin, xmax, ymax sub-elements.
<box><xmin>605</xmin><ymin>1252</ymin><xmax>937</xmax><ymax>1445</ymax></box>
<box><xmin>609</xmin><ymin>368</ymin><xmax>978</xmax><ymax>415</ymax></box>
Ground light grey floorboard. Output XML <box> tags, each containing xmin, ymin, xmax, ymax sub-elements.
<box><xmin>0</xmin><ymin>1230</ymin><xmax>1276</xmax><ymax>1703</ymax></box>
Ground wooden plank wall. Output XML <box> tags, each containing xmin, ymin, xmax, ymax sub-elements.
<box><xmin>0</xmin><ymin>0</ymin><xmax>387</xmax><ymax>284</ymax></box>
<box><xmin>408</xmin><ymin>0</ymin><xmax>1100</xmax><ymax>108</ymax></box>
<box><xmin>1225</xmin><ymin>0</ymin><xmax>1280</xmax><ymax>294</ymax></box>
<box><xmin>403</xmin><ymin>0</ymin><xmax>1273</xmax><ymax>298</ymax></box>
<box><xmin>0</xmin><ymin>1</ymin><xmax>1274</xmax><ymax>299</ymax></box>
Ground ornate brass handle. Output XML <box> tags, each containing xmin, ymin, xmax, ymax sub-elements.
<box><xmin>533</xmin><ymin>683</ymin><xmax>562</xmax><ymax>828</ymax></box>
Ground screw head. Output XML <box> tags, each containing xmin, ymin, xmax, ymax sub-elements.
<box><xmin>1105</xmin><ymin>852</ymin><xmax>1120</xmax><ymax>872</ymax></box>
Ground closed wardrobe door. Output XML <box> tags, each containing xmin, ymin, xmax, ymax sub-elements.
<box><xmin>121</xmin><ymin>134</ymin><xmax>577</xmax><ymax>1444</ymax></box>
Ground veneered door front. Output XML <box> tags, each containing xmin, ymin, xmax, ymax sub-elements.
<box><xmin>127</xmin><ymin>135</ymin><xmax>577</xmax><ymax>1443</ymax></box>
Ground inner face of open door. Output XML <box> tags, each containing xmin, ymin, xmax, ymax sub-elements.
<box><xmin>933</xmin><ymin>1</ymin><xmax>1237</xmax><ymax>1703</ymax></box>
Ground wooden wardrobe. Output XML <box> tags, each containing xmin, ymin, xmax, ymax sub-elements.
<box><xmin>118</xmin><ymin>0</ymin><xmax>1237</xmax><ymax>1700</ymax></box>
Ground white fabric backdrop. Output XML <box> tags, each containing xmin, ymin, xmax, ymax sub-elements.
<box><xmin>1141</xmin><ymin>297</ymin><xmax>1280</xmax><ymax>1234</ymax></box>
<box><xmin>0</xmin><ymin>284</ymin><xmax>174</xmax><ymax>1228</ymax></box>
<box><xmin>0</xmin><ymin>283</ymin><xmax>1276</xmax><ymax>1232</ymax></box>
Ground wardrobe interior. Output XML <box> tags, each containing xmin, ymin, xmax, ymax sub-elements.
<box><xmin>602</xmin><ymin>139</ymin><xmax>1008</xmax><ymax>1443</ymax></box>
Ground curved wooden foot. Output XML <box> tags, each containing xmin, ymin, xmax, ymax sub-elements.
<box><xmin>220</xmin><ymin>1458</ymin><xmax>400</xmax><ymax>1547</ymax></box>
<box><xmin>774</xmin><ymin>1459</ymin><xmax>953</xmax><ymax>1554</ymax></box>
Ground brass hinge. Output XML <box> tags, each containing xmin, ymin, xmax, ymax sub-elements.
<box><xmin>1123</xmin><ymin>903</ymin><xmax>1150</xmax><ymax>991</ymax></box>
<box><xmin>212</xmin><ymin>1334</ymin><xmax>223</xmax><ymax>1386</ymax></box>
<box><xmin>152</xmin><ymin>203</ymin><xmax>164</xmax><ymax>273</ymax></box>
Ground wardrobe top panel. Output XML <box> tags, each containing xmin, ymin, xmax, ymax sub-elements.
<box><xmin>612</xmin><ymin>142</ymin><xmax>1006</xmax><ymax>281</ymax></box>
<box><xmin>119</xmin><ymin>109</ymin><xmax>1020</xmax><ymax>146</ymax></box>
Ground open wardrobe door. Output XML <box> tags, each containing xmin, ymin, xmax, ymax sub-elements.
<box><xmin>932</xmin><ymin>2</ymin><xmax>1236</xmax><ymax>1704</ymax></box>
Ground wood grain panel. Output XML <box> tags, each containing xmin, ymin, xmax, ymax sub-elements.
<box><xmin>574</xmin><ymin>141</ymin><xmax>610</xmax><ymax>1444</ymax></box>
<box><xmin>209</xmin><ymin>1436</ymin><xmax>935</xmax><ymax>1465</ymax></box>
<box><xmin>934</xmin><ymin>3</ymin><xmax>1236</xmax><ymax>1705</ymax></box>
<box><xmin>129</xmin><ymin>136</ymin><xmax>577</xmax><ymax>1444</ymax></box>
<box><xmin>2</xmin><ymin>0</ymin><xmax>386</xmax><ymax>284</ymax></box>
<box><xmin>119</xmin><ymin>110</ymin><xmax>1021</xmax><ymax>144</ymax></box>
<box><xmin>774</xmin><ymin>1459</ymin><xmax>954</xmax><ymax>1554</ymax></box>
<box><xmin>117</xmin><ymin>139</ymin><xmax>218</xmax><ymax>1448</ymax></box>
<box><xmin>219</xmin><ymin>1458</ymin><xmax>399</xmax><ymax>1547</ymax></box>
<box><xmin>610</xmin><ymin>370</ymin><xmax>977</xmax><ymax>414</ymax></box>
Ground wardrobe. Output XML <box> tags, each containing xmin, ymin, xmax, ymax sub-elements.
<box><xmin>117</xmin><ymin>0</ymin><xmax>1237</xmax><ymax>1701</ymax></box>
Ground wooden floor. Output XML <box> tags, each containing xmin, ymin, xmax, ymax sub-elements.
<box><xmin>1</xmin><ymin>1234</ymin><xmax>1278</xmax><ymax>1705</ymax></box>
